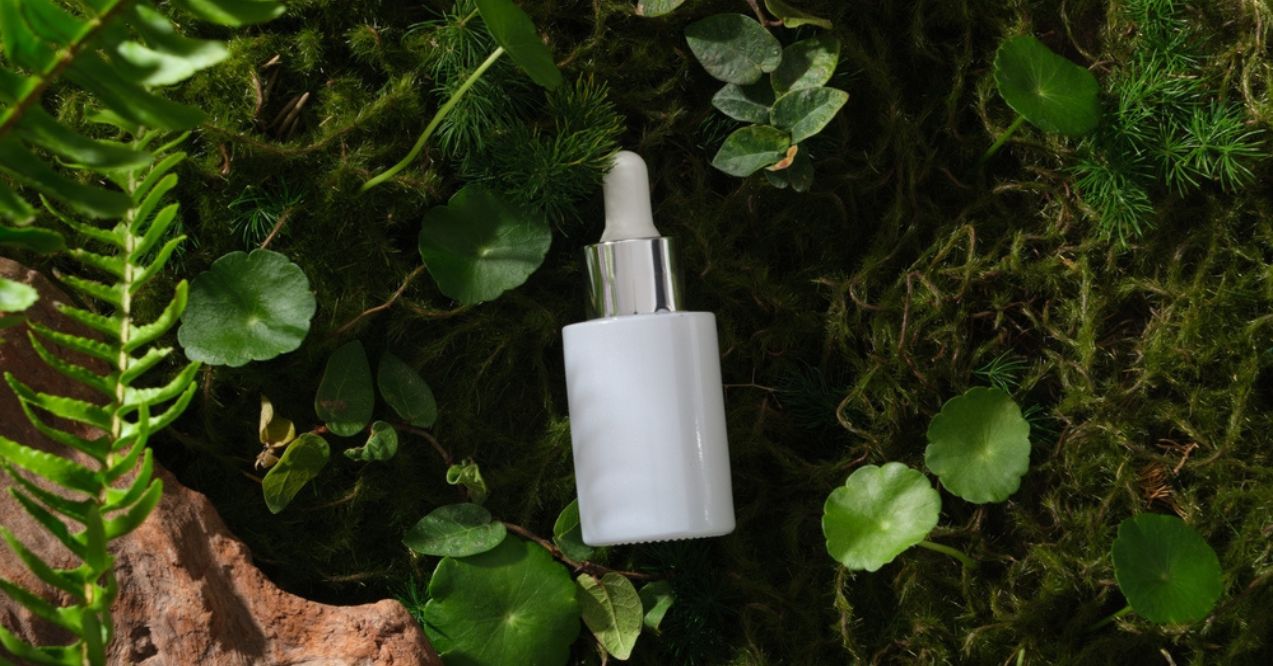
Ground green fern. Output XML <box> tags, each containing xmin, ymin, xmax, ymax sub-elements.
<box><xmin>0</xmin><ymin>0</ymin><xmax>282</xmax><ymax>663</ymax></box>
<box><xmin>0</xmin><ymin>0</ymin><xmax>283</xmax><ymax>239</ymax></box>
<box><xmin>0</xmin><ymin>133</ymin><xmax>197</xmax><ymax>665</ymax></box>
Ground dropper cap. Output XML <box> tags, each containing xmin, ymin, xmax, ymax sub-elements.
<box><xmin>583</xmin><ymin>151</ymin><xmax>683</xmax><ymax>319</ymax></box>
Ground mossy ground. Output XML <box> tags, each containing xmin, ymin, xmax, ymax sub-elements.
<box><xmin>116</xmin><ymin>0</ymin><xmax>1273</xmax><ymax>663</ymax></box>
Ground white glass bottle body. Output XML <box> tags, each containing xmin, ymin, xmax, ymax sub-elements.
<box><xmin>562</xmin><ymin>311</ymin><xmax>735</xmax><ymax>546</ymax></box>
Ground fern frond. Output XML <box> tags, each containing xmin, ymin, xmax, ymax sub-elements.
<box><xmin>0</xmin><ymin>135</ymin><xmax>209</xmax><ymax>664</ymax></box>
<box><xmin>0</xmin><ymin>0</ymin><xmax>281</xmax><ymax>242</ymax></box>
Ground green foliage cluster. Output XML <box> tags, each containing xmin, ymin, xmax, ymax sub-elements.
<box><xmin>26</xmin><ymin>0</ymin><xmax>1263</xmax><ymax>664</ymax></box>
<box><xmin>680</xmin><ymin>6</ymin><xmax>847</xmax><ymax>188</ymax></box>
<box><xmin>1072</xmin><ymin>0</ymin><xmax>1265</xmax><ymax>243</ymax></box>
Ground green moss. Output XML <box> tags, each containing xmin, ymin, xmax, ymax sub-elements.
<box><xmin>113</xmin><ymin>0</ymin><xmax>1273</xmax><ymax>663</ymax></box>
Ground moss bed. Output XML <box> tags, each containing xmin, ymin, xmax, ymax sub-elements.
<box><xmin>116</xmin><ymin>0</ymin><xmax>1273</xmax><ymax>663</ymax></box>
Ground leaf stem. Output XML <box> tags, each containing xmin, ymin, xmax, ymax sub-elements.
<box><xmin>1087</xmin><ymin>604</ymin><xmax>1133</xmax><ymax>632</ymax></box>
<box><xmin>502</xmin><ymin>521</ymin><xmax>660</xmax><ymax>581</ymax></box>
<box><xmin>918</xmin><ymin>540</ymin><xmax>977</xmax><ymax>568</ymax></box>
<box><xmin>981</xmin><ymin>114</ymin><xmax>1027</xmax><ymax>163</ymax></box>
<box><xmin>360</xmin><ymin>46</ymin><xmax>506</xmax><ymax>192</ymax></box>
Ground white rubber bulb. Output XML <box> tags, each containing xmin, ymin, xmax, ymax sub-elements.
<box><xmin>601</xmin><ymin>151</ymin><xmax>661</xmax><ymax>242</ymax></box>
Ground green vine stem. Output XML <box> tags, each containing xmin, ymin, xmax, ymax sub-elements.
<box><xmin>917</xmin><ymin>540</ymin><xmax>977</xmax><ymax>569</ymax></box>
<box><xmin>1088</xmin><ymin>604</ymin><xmax>1133</xmax><ymax>632</ymax></box>
<box><xmin>360</xmin><ymin>46</ymin><xmax>506</xmax><ymax>192</ymax></box>
<box><xmin>981</xmin><ymin>114</ymin><xmax>1027</xmax><ymax>163</ymax></box>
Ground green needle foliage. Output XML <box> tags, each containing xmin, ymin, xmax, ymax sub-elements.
<box><xmin>1073</xmin><ymin>0</ymin><xmax>1265</xmax><ymax>244</ymax></box>
<box><xmin>0</xmin><ymin>134</ymin><xmax>199</xmax><ymax>666</ymax></box>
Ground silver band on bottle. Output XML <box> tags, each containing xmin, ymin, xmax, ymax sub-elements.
<box><xmin>583</xmin><ymin>237</ymin><xmax>682</xmax><ymax>319</ymax></box>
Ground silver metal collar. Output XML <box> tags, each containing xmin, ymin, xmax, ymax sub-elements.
<box><xmin>583</xmin><ymin>237</ymin><xmax>682</xmax><ymax>319</ymax></box>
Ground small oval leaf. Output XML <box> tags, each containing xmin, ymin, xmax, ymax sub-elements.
<box><xmin>684</xmin><ymin>14</ymin><xmax>782</xmax><ymax>85</ymax></box>
<box><xmin>315</xmin><ymin>340</ymin><xmax>375</xmax><ymax>437</ymax></box>
<box><xmin>771</xmin><ymin>35</ymin><xmax>840</xmax><ymax>94</ymax></box>
<box><xmin>711</xmin><ymin>125</ymin><xmax>791</xmax><ymax>177</ymax></box>
<box><xmin>344</xmin><ymin>420</ymin><xmax>398</xmax><ymax>462</ymax></box>
<box><xmin>577</xmin><ymin>572</ymin><xmax>643</xmax><ymax>660</ymax></box>
<box><xmin>377</xmin><ymin>352</ymin><xmax>437</xmax><ymax>428</ymax></box>
<box><xmin>770</xmin><ymin>86</ymin><xmax>848</xmax><ymax>144</ymax></box>
<box><xmin>764</xmin><ymin>0</ymin><xmax>832</xmax><ymax>29</ymax></box>
<box><xmin>0</xmin><ymin>277</ymin><xmax>38</xmax><ymax>313</ymax></box>
<box><xmin>711</xmin><ymin>82</ymin><xmax>774</xmax><ymax>124</ymax></box>
<box><xmin>636</xmin><ymin>0</ymin><xmax>685</xmax><ymax>17</ymax></box>
<box><xmin>404</xmin><ymin>503</ymin><xmax>507</xmax><ymax>557</ymax></box>
<box><xmin>261</xmin><ymin>433</ymin><xmax>329</xmax><ymax>514</ymax></box>
<box><xmin>552</xmin><ymin>498</ymin><xmax>594</xmax><ymax>562</ymax></box>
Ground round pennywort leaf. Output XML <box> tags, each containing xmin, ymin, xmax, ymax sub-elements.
<box><xmin>924</xmin><ymin>387</ymin><xmax>1031</xmax><ymax>504</ymax></box>
<box><xmin>314</xmin><ymin>340</ymin><xmax>374</xmax><ymax>437</ymax></box>
<box><xmin>404</xmin><ymin>503</ymin><xmax>506</xmax><ymax>558</ymax></box>
<box><xmin>178</xmin><ymin>249</ymin><xmax>316</xmax><ymax>367</ymax></box>
<box><xmin>993</xmin><ymin>35</ymin><xmax>1100</xmax><ymax>136</ymax></box>
<box><xmin>418</xmin><ymin>184</ymin><xmax>551</xmax><ymax>305</ymax></box>
<box><xmin>1112</xmin><ymin>514</ymin><xmax>1223</xmax><ymax>624</ymax></box>
<box><xmin>822</xmin><ymin>462</ymin><xmax>940</xmax><ymax>572</ymax></box>
<box><xmin>684</xmin><ymin>14</ymin><xmax>781</xmax><ymax>85</ymax></box>
<box><xmin>422</xmin><ymin>537</ymin><xmax>580</xmax><ymax>666</ymax></box>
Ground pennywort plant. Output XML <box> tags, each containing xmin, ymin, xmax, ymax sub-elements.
<box><xmin>1092</xmin><ymin>513</ymin><xmax>1223</xmax><ymax>631</ymax></box>
<box><xmin>404</xmin><ymin>460</ymin><xmax>672</xmax><ymax>661</ymax></box>
<box><xmin>822</xmin><ymin>387</ymin><xmax>1033</xmax><ymax>571</ymax></box>
<box><xmin>675</xmin><ymin>3</ymin><xmax>846</xmax><ymax>190</ymax></box>
<box><xmin>984</xmin><ymin>35</ymin><xmax>1101</xmax><ymax>162</ymax></box>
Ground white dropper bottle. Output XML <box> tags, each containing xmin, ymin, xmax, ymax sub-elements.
<box><xmin>562</xmin><ymin>151</ymin><xmax>736</xmax><ymax>546</ymax></box>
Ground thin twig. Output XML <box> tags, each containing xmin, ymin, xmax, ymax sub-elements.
<box><xmin>333</xmin><ymin>265</ymin><xmax>426</xmax><ymax>336</ymax></box>
<box><xmin>503</xmin><ymin>522</ymin><xmax>661</xmax><ymax>582</ymax></box>
<box><xmin>394</xmin><ymin>421</ymin><xmax>453</xmax><ymax>467</ymax></box>
<box><xmin>258</xmin><ymin>207</ymin><xmax>295</xmax><ymax>250</ymax></box>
